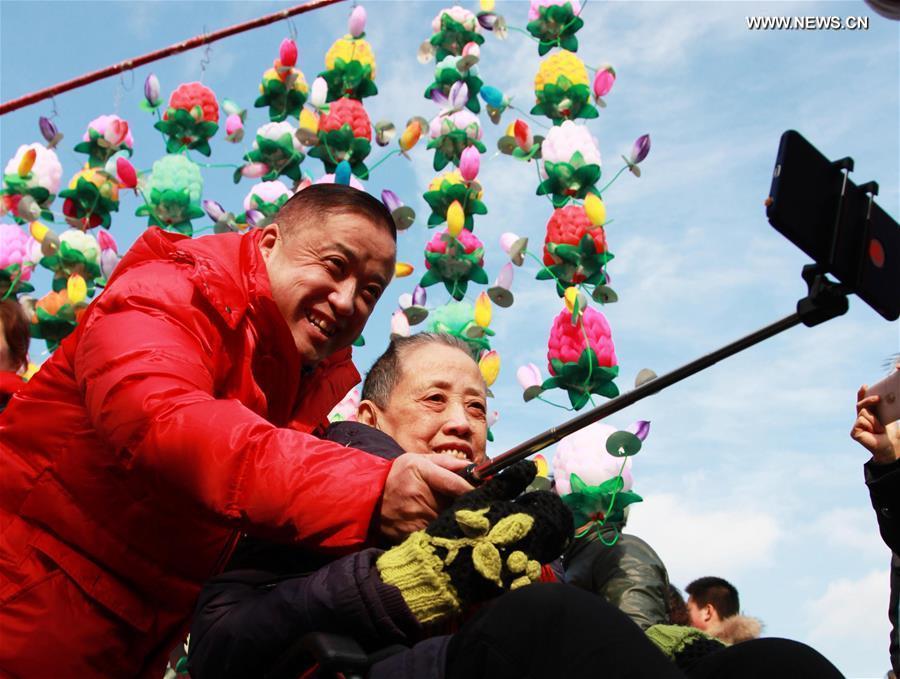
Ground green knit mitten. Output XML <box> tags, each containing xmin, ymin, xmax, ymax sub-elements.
<box><xmin>376</xmin><ymin>461</ymin><xmax>573</xmax><ymax>624</ymax></box>
<box><xmin>646</xmin><ymin>624</ymin><xmax>727</xmax><ymax>671</ymax></box>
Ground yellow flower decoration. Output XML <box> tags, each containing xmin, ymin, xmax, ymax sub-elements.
<box><xmin>68</xmin><ymin>166</ymin><xmax>119</xmax><ymax>202</ymax></box>
<box><xmin>299</xmin><ymin>108</ymin><xmax>319</xmax><ymax>134</ymax></box>
<box><xmin>534</xmin><ymin>51</ymin><xmax>589</xmax><ymax>93</ymax></box>
<box><xmin>325</xmin><ymin>35</ymin><xmax>377</xmax><ymax>79</ymax></box>
<box><xmin>584</xmin><ymin>193</ymin><xmax>606</xmax><ymax>226</ymax></box>
<box><xmin>478</xmin><ymin>349</ymin><xmax>500</xmax><ymax>387</ymax></box>
<box><xmin>259</xmin><ymin>66</ymin><xmax>309</xmax><ymax>95</ymax></box>
<box><xmin>428</xmin><ymin>169</ymin><xmax>484</xmax><ymax>200</ymax></box>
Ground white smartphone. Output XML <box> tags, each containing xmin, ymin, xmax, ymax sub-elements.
<box><xmin>867</xmin><ymin>370</ymin><xmax>900</xmax><ymax>426</ymax></box>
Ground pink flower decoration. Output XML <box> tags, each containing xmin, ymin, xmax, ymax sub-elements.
<box><xmin>0</xmin><ymin>222</ymin><xmax>41</xmax><ymax>280</ymax></box>
<box><xmin>592</xmin><ymin>68</ymin><xmax>615</xmax><ymax>99</ymax></box>
<box><xmin>97</xmin><ymin>229</ymin><xmax>117</xmax><ymax>253</ymax></box>
<box><xmin>431</xmin><ymin>5</ymin><xmax>479</xmax><ymax>33</ymax></box>
<box><xmin>328</xmin><ymin>387</ymin><xmax>361</xmax><ymax>422</ymax></box>
<box><xmin>547</xmin><ymin>306</ymin><xmax>617</xmax><ymax>372</ymax></box>
<box><xmin>528</xmin><ymin>0</ymin><xmax>582</xmax><ymax>21</ymax></box>
<box><xmin>552</xmin><ymin>422</ymin><xmax>633</xmax><ymax>496</ymax></box>
<box><xmin>84</xmin><ymin>114</ymin><xmax>134</xmax><ymax>148</ymax></box>
<box><xmin>3</xmin><ymin>144</ymin><xmax>63</xmax><ymax>194</ymax></box>
<box><xmin>459</xmin><ymin>145</ymin><xmax>480</xmax><ymax>181</ymax></box>
<box><xmin>429</xmin><ymin>109</ymin><xmax>482</xmax><ymax>140</ymax></box>
<box><xmin>425</xmin><ymin>227</ymin><xmax>483</xmax><ymax>257</ymax></box>
<box><xmin>244</xmin><ymin>180</ymin><xmax>292</xmax><ymax>211</ymax></box>
<box><xmin>540</xmin><ymin>120</ymin><xmax>601</xmax><ymax>166</ymax></box>
<box><xmin>516</xmin><ymin>363</ymin><xmax>542</xmax><ymax>390</ymax></box>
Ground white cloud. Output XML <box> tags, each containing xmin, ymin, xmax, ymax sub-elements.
<box><xmin>625</xmin><ymin>492</ymin><xmax>783</xmax><ymax>583</ymax></box>
<box><xmin>805</xmin><ymin>569</ymin><xmax>892</xmax><ymax>675</ymax></box>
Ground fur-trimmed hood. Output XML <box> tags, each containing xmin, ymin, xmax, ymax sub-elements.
<box><xmin>707</xmin><ymin>614</ymin><xmax>764</xmax><ymax>644</ymax></box>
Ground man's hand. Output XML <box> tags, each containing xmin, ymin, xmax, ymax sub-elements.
<box><xmin>378</xmin><ymin>453</ymin><xmax>474</xmax><ymax>542</ymax></box>
<box><xmin>852</xmin><ymin>385</ymin><xmax>900</xmax><ymax>465</ymax></box>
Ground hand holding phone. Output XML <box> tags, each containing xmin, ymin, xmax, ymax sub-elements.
<box><xmin>852</xmin><ymin>368</ymin><xmax>900</xmax><ymax>465</ymax></box>
<box><xmin>867</xmin><ymin>369</ymin><xmax>900</xmax><ymax>426</ymax></box>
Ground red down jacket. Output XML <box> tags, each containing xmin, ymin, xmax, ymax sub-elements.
<box><xmin>0</xmin><ymin>228</ymin><xmax>393</xmax><ymax>677</ymax></box>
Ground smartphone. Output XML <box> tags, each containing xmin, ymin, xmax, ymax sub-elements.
<box><xmin>868</xmin><ymin>370</ymin><xmax>900</xmax><ymax>426</ymax></box>
<box><xmin>766</xmin><ymin>130</ymin><xmax>899</xmax><ymax>321</ymax></box>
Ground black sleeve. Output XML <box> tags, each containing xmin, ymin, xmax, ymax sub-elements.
<box><xmin>865</xmin><ymin>458</ymin><xmax>900</xmax><ymax>554</ymax></box>
<box><xmin>187</xmin><ymin>549</ymin><xmax>421</xmax><ymax>679</ymax></box>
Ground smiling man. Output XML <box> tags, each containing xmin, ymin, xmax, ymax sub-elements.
<box><xmin>0</xmin><ymin>185</ymin><xmax>474</xmax><ymax>677</ymax></box>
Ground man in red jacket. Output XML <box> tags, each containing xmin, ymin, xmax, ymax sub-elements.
<box><xmin>0</xmin><ymin>184</ymin><xmax>473</xmax><ymax>677</ymax></box>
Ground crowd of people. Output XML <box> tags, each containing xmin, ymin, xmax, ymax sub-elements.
<box><xmin>0</xmin><ymin>184</ymin><xmax>895</xmax><ymax>677</ymax></box>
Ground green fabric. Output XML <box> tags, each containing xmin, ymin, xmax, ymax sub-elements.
<box><xmin>645</xmin><ymin>624</ymin><xmax>716</xmax><ymax>659</ymax></box>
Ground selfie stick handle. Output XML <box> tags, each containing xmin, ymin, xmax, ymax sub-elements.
<box><xmin>461</xmin><ymin>278</ymin><xmax>850</xmax><ymax>485</ymax></box>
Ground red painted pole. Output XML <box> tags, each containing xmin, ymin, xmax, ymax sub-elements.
<box><xmin>0</xmin><ymin>0</ymin><xmax>346</xmax><ymax>116</ymax></box>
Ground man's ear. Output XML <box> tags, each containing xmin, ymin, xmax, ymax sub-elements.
<box><xmin>703</xmin><ymin>603</ymin><xmax>716</xmax><ymax>623</ymax></box>
<box><xmin>257</xmin><ymin>222</ymin><xmax>280</xmax><ymax>260</ymax></box>
<box><xmin>357</xmin><ymin>400</ymin><xmax>380</xmax><ymax>428</ymax></box>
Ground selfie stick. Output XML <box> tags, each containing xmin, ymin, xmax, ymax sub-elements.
<box><xmin>461</xmin><ymin>264</ymin><xmax>850</xmax><ymax>485</ymax></box>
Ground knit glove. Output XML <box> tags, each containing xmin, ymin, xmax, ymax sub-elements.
<box><xmin>645</xmin><ymin>624</ymin><xmax>727</xmax><ymax>671</ymax></box>
<box><xmin>376</xmin><ymin>460</ymin><xmax>573</xmax><ymax>625</ymax></box>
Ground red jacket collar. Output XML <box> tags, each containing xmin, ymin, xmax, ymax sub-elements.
<box><xmin>0</xmin><ymin>371</ymin><xmax>25</xmax><ymax>397</ymax></box>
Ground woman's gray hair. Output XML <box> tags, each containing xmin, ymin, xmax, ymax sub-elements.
<box><xmin>361</xmin><ymin>333</ymin><xmax>478</xmax><ymax>408</ymax></box>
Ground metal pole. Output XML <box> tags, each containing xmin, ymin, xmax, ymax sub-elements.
<box><xmin>0</xmin><ymin>0</ymin><xmax>346</xmax><ymax>116</ymax></box>
<box><xmin>464</xmin><ymin>311</ymin><xmax>805</xmax><ymax>483</ymax></box>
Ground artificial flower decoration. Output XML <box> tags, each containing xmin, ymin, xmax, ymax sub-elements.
<box><xmin>58</xmin><ymin>166</ymin><xmax>120</xmax><ymax>230</ymax></box>
<box><xmin>421</xmin><ymin>227</ymin><xmax>488</xmax><ymax>300</ymax></box>
<box><xmin>135</xmin><ymin>154</ymin><xmax>204</xmax><ymax>235</ymax></box>
<box><xmin>235</xmin><ymin>180</ymin><xmax>292</xmax><ymax>229</ymax></box>
<box><xmin>478</xmin><ymin>348</ymin><xmax>500</xmax><ymax>386</ymax></box>
<box><xmin>427</xmin><ymin>109</ymin><xmax>486</xmax><ymax>171</ymax></box>
<box><xmin>478</xmin><ymin>85</ymin><xmax>509</xmax><ymax>124</ymax></box>
<box><xmin>155</xmin><ymin>82</ymin><xmax>220</xmax><ymax>155</ymax></box>
<box><xmin>516</xmin><ymin>362</ymin><xmax>544</xmax><ymax>401</ymax></box>
<box><xmin>427</xmin><ymin>300</ymin><xmax>493</xmax><ymax>355</ymax></box>
<box><xmin>1</xmin><ymin>143</ymin><xmax>63</xmax><ymax>223</ymax></box>
<box><xmin>532</xmin><ymin>51</ymin><xmax>597</xmax><ymax>124</ymax></box>
<box><xmin>72</xmin><ymin>115</ymin><xmax>134</xmax><ymax>168</ymax></box>
<box><xmin>0</xmin><ymin>222</ymin><xmax>41</xmax><ymax>296</ymax></box>
<box><xmin>527</xmin><ymin>0</ymin><xmax>584</xmax><ymax>55</ymax></box>
<box><xmin>425</xmin><ymin>56</ymin><xmax>483</xmax><ymax>113</ymax></box>
<box><xmin>552</xmin><ymin>421</ymin><xmax>644</xmax><ymax>541</ymax></box>
<box><xmin>539</xmin><ymin>205</ymin><xmax>613</xmax><ymax>295</ymax></box>
<box><xmin>543</xmin><ymin>305</ymin><xmax>619</xmax><ymax>409</ymax></box>
<box><xmin>256</xmin><ymin>43</ymin><xmax>310</xmax><ymax>122</ymax></box>
<box><xmin>381</xmin><ymin>189</ymin><xmax>416</xmax><ymax>232</ymax></box>
<box><xmin>29</xmin><ymin>288</ymin><xmax>87</xmax><ymax>352</ymax></box>
<box><xmin>141</xmin><ymin>73</ymin><xmax>163</xmax><ymax>112</ymax></box>
<box><xmin>537</xmin><ymin>120</ymin><xmax>602</xmax><ymax>205</ymax></box>
<box><xmin>307</xmin><ymin>98</ymin><xmax>372</xmax><ymax>177</ymax></box>
<box><xmin>39</xmin><ymin>228</ymin><xmax>102</xmax><ymax>299</ymax></box>
<box><xmin>38</xmin><ymin>117</ymin><xmax>63</xmax><ymax>149</ymax></box>
<box><xmin>398</xmin><ymin>119</ymin><xmax>423</xmax><ymax>156</ymax></box>
<box><xmin>328</xmin><ymin>387</ymin><xmax>361</xmax><ymax>422</ymax></box>
<box><xmin>95</xmin><ymin>228</ymin><xmax>120</xmax><ymax>285</ymax></box>
<box><xmin>592</xmin><ymin>66</ymin><xmax>615</xmax><ymax>106</ymax></box>
<box><xmin>241</xmin><ymin>121</ymin><xmax>306</xmax><ymax>183</ymax></box>
<box><xmin>624</xmin><ymin>133</ymin><xmax>651</xmax><ymax>176</ymax></box>
<box><xmin>430</xmin><ymin>6</ymin><xmax>484</xmax><ymax>61</ymax></box>
<box><xmin>313</xmin><ymin>172</ymin><xmax>365</xmax><ymax>190</ymax></box>
<box><xmin>422</xmin><ymin>169</ymin><xmax>487</xmax><ymax>230</ymax></box>
<box><xmin>320</xmin><ymin>34</ymin><xmax>378</xmax><ymax>101</ymax></box>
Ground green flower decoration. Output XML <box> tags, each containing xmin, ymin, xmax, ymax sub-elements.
<box><xmin>31</xmin><ymin>304</ymin><xmax>79</xmax><ymax>352</ymax></box>
<box><xmin>421</xmin><ymin>235</ymin><xmax>489</xmax><ymax>301</ymax></box>
<box><xmin>431</xmin><ymin>15</ymin><xmax>485</xmax><ymax>61</ymax></box>
<box><xmin>319</xmin><ymin>58</ymin><xmax>378</xmax><ymax>102</ymax></box>
<box><xmin>153</xmin><ymin>108</ymin><xmax>219</xmax><ymax>156</ymax></box>
<box><xmin>0</xmin><ymin>264</ymin><xmax>35</xmax><ymax>296</ymax></box>
<box><xmin>307</xmin><ymin>125</ymin><xmax>372</xmax><ymax>178</ymax></box>
<box><xmin>426</xmin><ymin>131</ymin><xmax>487</xmax><ymax>172</ymax></box>
<box><xmin>425</xmin><ymin>58</ymin><xmax>483</xmax><ymax>113</ymax></box>
<box><xmin>235</xmin><ymin>193</ymin><xmax>291</xmax><ymax>229</ymax></box>
<box><xmin>537</xmin><ymin>154</ymin><xmax>601</xmax><ymax>206</ymax></box>
<box><xmin>537</xmin><ymin>233</ymin><xmax>614</xmax><ymax>295</ymax></box>
<box><xmin>255</xmin><ymin>75</ymin><xmax>308</xmax><ymax>122</ymax></box>
<box><xmin>562</xmin><ymin>472</ymin><xmax>643</xmax><ymax>534</ymax></box>
<box><xmin>541</xmin><ymin>347</ymin><xmax>619</xmax><ymax>410</ymax></box>
<box><xmin>1</xmin><ymin>176</ymin><xmax>53</xmax><ymax>223</ymax></box>
<box><xmin>136</xmin><ymin>188</ymin><xmax>205</xmax><ymax>236</ymax></box>
<box><xmin>41</xmin><ymin>242</ymin><xmax>101</xmax><ymax>297</ymax></box>
<box><xmin>527</xmin><ymin>3</ymin><xmax>584</xmax><ymax>56</ymax></box>
<box><xmin>428</xmin><ymin>300</ymin><xmax>493</xmax><ymax>355</ymax></box>
<box><xmin>422</xmin><ymin>179</ymin><xmax>487</xmax><ymax>230</ymax></box>
<box><xmin>58</xmin><ymin>177</ymin><xmax>119</xmax><ymax>230</ymax></box>
<box><xmin>72</xmin><ymin>128</ymin><xmax>133</xmax><ymax>169</ymax></box>
<box><xmin>243</xmin><ymin>132</ymin><xmax>305</xmax><ymax>183</ymax></box>
<box><xmin>532</xmin><ymin>77</ymin><xmax>597</xmax><ymax>125</ymax></box>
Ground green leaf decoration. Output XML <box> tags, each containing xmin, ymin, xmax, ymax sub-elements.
<box><xmin>419</xmin><ymin>268</ymin><xmax>442</xmax><ymax>288</ymax></box>
<box><xmin>568</xmin><ymin>389</ymin><xmax>591</xmax><ymax>410</ymax></box>
<box><xmin>605</xmin><ymin>431</ymin><xmax>642</xmax><ymax>457</ymax></box>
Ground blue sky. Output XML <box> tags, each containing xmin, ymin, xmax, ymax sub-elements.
<box><xmin>2</xmin><ymin>1</ymin><xmax>898</xmax><ymax>675</ymax></box>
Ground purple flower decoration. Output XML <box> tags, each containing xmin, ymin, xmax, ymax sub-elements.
<box><xmin>381</xmin><ymin>189</ymin><xmax>402</xmax><ymax>213</ymax></box>
<box><xmin>629</xmin><ymin>134</ymin><xmax>651</xmax><ymax>166</ymax></box>
<box><xmin>39</xmin><ymin>117</ymin><xmax>58</xmax><ymax>144</ymax></box>
<box><xmin>144</xmin><ymin>73</ymin><xmax>162</xmax><ymax>108</ymax></box>
<box><xmin>246</xmin><ymin>209</ymin><xmax>265</xmax><ymax>228</ymax></box>
<box><xmin>628</xmin><ymin>420</ymin><xmax>651</xmax><ymax>441</ymax></box>
<box><xmin>477</xmin><ymin>12</ymin><xmax>499</xmax><ymax>30</ymax></box>
<box><xmin>203</xmin><ymin>199</ymin><xmax>226</xmax><ymax>223</ymax></box>
<box><xmin>412</xmin><ymin>284</ymin><xmax>427</xmax><ymax>307</ymax></box>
